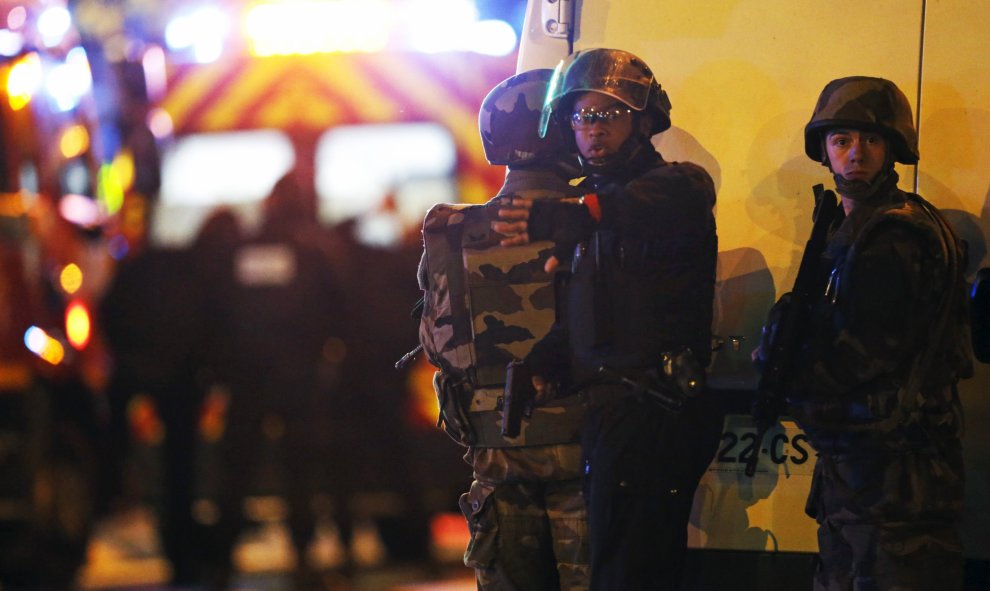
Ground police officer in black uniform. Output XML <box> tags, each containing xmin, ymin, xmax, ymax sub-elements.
<box><xmin>495</xmin><ymin>48</ymin><xmax>722</xmax><ymax>591</ymax></box>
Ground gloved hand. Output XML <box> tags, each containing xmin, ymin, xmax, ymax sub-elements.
<box><xmin>527</xmin><ymin>198</ymin><xmax>595</xmax><ymax>268</ymax></box>
<box><xmin>750</xmin><ymin>293</ymin><xmax>793</xmax><ymax>432</ymax></box>
<box><xmin>752</xmin><ymin>292</ymin><xmax>792</xmax><ymax>373</ymax></box>
<box><xmin>524</xmin><ymin>326</ymin><xmax>571</xmax><ymax>403</ymax></box>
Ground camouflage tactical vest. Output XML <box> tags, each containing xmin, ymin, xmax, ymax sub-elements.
<box><xmin>795</xmin><ymin>191</ymin><xmax>973</xmax><ymax>446</ymax></box>
<box><xmin>418</xmin><ymin>181</ymin><xmax>586</xmax><ymax>448</ymax></box>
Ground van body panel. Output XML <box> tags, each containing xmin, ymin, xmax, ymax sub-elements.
<box><xmin>519</xmin><ymin>0</ymin><xmax>990</xmax><ymax>559</ymax></box>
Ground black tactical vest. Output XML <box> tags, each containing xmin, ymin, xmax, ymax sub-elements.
<box><xmin>564</xmin><ymin>158</ymin><xmax>717</xmax><ymax>385</ymax></box>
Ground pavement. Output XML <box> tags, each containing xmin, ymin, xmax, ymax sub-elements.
<box><xmin>76</xmin><ymin>503</ymin><xmax>476</xmax><ymax>591</ymax></box>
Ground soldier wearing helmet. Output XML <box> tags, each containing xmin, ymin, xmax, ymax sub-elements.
<box><xmin>480</xmin><ymin>68</ymin><xmax>579</xmax><ymax>171</ymax></box>
<box><xmin>418</xmin><ymin>69</ymin><xmax>590</xmax><ymax>591</ymax></box>
<box><xmin>805</xmin><ymin>76</ymin><xmax>920</xmax><ymax>208</ymax></box>
<box><xmin>494</xmin><ymin>48</ymin><xmax>720</xmax><ymax>591</ymax></box>
<box><xmin>761</xmin><ymin>76</ymin><xmax>973</xmax><ymax>590</ymax></box>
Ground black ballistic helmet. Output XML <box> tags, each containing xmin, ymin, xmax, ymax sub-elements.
<box><xmin>539</xmin><ymin>47</ymin><xmax>672</xmax><ymax>139</ymax></box>
<box><xmin>478</xmin><ymin>69</ymin><xmax>571</xmax><ymax>166</ymax></box>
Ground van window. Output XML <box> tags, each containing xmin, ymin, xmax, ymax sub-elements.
<box><xmin>154</xmin><ymin>129</ymin><xmax>295</xmax><ymax>245</ymax></box>
<box><xmin>315</xmin><ymin>122</ymin><xmax>456</xmax><ymax>245</ymax></box>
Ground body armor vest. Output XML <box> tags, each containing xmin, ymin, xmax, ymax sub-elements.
<box><xmin>419</xmin><ymin>172</ymin><xmax>587</xmax><ymax>447</ymax></box>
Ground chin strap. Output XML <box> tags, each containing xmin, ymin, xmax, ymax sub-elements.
<box><xmin>829</xmin><ymin>151</ymin><xmax>899</xmax><ymax>203</ymax></box>
<box><xmin>833</xmin><ymin>168</ymin><xmax>899</xmax><ymax>203</ymax></box>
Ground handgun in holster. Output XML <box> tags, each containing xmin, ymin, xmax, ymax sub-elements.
<box><xmin>501</xmin><ymin>360</ymin><xmax>536</xmax><ymax>438</ymax></box>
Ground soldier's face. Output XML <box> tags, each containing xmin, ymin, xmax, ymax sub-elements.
<box><xmin>825</xmin><ymin>129</ymin><xmax>888</xmax><ymax>183</ymax></box>
<box><xmin>570</xmin><ymin>92</ymin><xmax>634</xmax><ymax>164</ymax></box>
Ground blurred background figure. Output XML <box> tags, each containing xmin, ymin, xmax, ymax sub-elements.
<box><xmin>329</xmin><ymin>209</ymin><xmax>441</xmax><ymax>573</ymax></box>
<box><xmin>186</xmin><ymin>206</ymin><xmax>244</xmax><ymax>585</ymax></box>
<box><xmin>207</xmin><ymin>171</ymin><xmax>346</xmax><ymax>590</ymax></box>
<box><xmin>99</xmin><ymin>233</ymin><xmax>215</xmax><ymax>588</ymax></box>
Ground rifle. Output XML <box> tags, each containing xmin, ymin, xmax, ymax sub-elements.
<box><xmin>746</xmin><ymin>184</ymin><xmax>840</xmax><ymax>477</ymax></box>
<box><xmin>395</xmin><ymin>296</ymin><xmax>425</xmax><ymax>370</ymax></box>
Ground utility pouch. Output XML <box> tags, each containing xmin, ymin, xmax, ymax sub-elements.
<box><xmin>435</xmin><ymin>371</ymin><xmax>476</xmax><ymax>446</ymax></box>
<box><xmin>459</xmin><ymin>481</ymin><xmax>498</xmax><ymax>569</ymax></box>
<box><xmin>661</xmin><ymin>347</ymin><xmax>706</xmax><ymax>400</ymax></box>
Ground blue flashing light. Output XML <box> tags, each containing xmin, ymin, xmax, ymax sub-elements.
<box><xmin>24</xmin><ymin>326</ymin><xmax>47</xmax><ymax>355</ymax></box>
<box><xmin>193</xmin><ymin>38</ymin><xmax>224</xmax><ymax>64</ymax></box>
<box><xmin>165</xmin><ymin>7</ymin><xmax>229</xmax><ymax>63</ymax></box>
<box><xmin>108</xmin><ymin>234</ymin><xmax>129</xmax><ymax>260</ymax></box>
<box><xmin>406</xmin><ymin>0</ymin><xmax>478</xmax><ymax>53</ymax></box>
<box><xmin>0</xmin><ymin>29</ymin><xmax>24</xmax><ymax>56</ymax></box>
<box><xmin>245</xmin><ymin>1</ymin><xmax>390</xmax><ymax>56</ymax></box>
<box><xmin>467</xmin><ymin>19</ymin><xmax>517</xmax><ymax>56</ymax></box>
<box><xmin>47</xmin><ymin>47</ymin><xmax>92</xmax><ymax>111</ymax></box>
<box><xmin>163</xmin><ymin>0</ymin><xmax>515</xmax><ymax>58</ymax></box>
<box><xmin>37</xmin><ymin>5</ymin><xmax>71</xmax><ymax>48</ymax></box>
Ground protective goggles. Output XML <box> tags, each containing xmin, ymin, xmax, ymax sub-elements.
<box><xmin>569</xmin><ymin>105</ymin><xmax>633</xmax><ymax>129</ymax></box>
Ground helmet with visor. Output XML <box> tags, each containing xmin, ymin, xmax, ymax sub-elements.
<box><xmin>539</xmin><ymin>48</ymin><xmax>672</xmax><ymax>139</ymax></box>
<box><xmin>479</xmin><ymin>69</ymin><xmax>571</xmax><ymax>166</ymax></box>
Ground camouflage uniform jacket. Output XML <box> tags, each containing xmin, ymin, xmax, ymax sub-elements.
<box><xmin>789</xmin><ymin>184</ymin><xmax>972</xmax><ymax>524</ymax></box>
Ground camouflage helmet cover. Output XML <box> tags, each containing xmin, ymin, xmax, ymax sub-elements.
<box><xmin>805</xmin><ymin>76</ymin><xmax>919</xmax><ymax>165</ymax></box>
<box><xmin>479</xmin><ymin>69</ymin><xmax>570</xmax><ymax>166</ymax></box>
<box><xmin>539</xmin><ymin>48</ymin><xmax>672</xmax><ymax>138</ymax></box>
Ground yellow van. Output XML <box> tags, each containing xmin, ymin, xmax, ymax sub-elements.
<box><xmin>517</xmin><ymin>0</ymin><xmax>990</xmax><ymax>582</ymax></box>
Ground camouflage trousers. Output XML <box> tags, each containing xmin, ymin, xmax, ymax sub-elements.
<box><xmin>460</xmin><ymin>445</ymin><xmax>590</xmax><ymax>591</ymax></box>
<box><xmin>807</xmin><ymin>442</ymin><xmax>965</xmax><ymax>591</ymax></box>
<box><xmin>814</xmin><ymin>520</ymin><xmax>963</xmax><ymax>591</ymax></box>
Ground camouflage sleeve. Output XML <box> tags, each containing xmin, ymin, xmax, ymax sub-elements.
<box><xmin>597</xmin><ymin>161</ymin><xmax>716</xmax><ymax>242</ymax></box>
<box><xmin>796</xmin><ymin>222</ymin><xmax>942</xmax><ymax>398</ymax></box>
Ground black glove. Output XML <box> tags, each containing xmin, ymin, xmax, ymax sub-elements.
<box><xmin>524</xmin><ymin>326</ymin><xmax>571</xmax><ymax>392</ymax></box>
<box><xmin>753</xmin><ymin>292</ymin><xmax>792</xmax><ymax>373</ymax></box>
<box><xmin>528</xmin><ymin>199</ymin><xmax>594</xmax><ymax>265</ymax></box>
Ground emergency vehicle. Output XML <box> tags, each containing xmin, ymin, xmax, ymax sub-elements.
<box><xmin>518</xmin><ymin>0</ymin><xmax>990</xmax><ymax>584</ymax></box>
<box><xmin>0</xmin><ymin>0</ymin><xmax>115</xmax><ymax>585</ymax></box>
<box><xmin>70</xmin><ymin>0</ymin><xmax>521</xmax><ymax>571</ymax></box>
<box><xmin>118</xmin><ymin>1</ymin><xmax>520</xmax><ymax>245</ymax></box>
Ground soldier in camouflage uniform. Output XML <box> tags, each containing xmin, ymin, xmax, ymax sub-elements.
<box><xmin>765</xmin><ymin>77</ymin><xmax>974</xmax><ymax>590</ymax></box>
<box><xmin>417</xmin><ymin>69</ymin><xmax>590</xmax><ymax>590</ymax></box>
<box><xmin>494</xmin><ymin>48</ymin><xmax>721</xmax><ymax>591</ymax></box>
